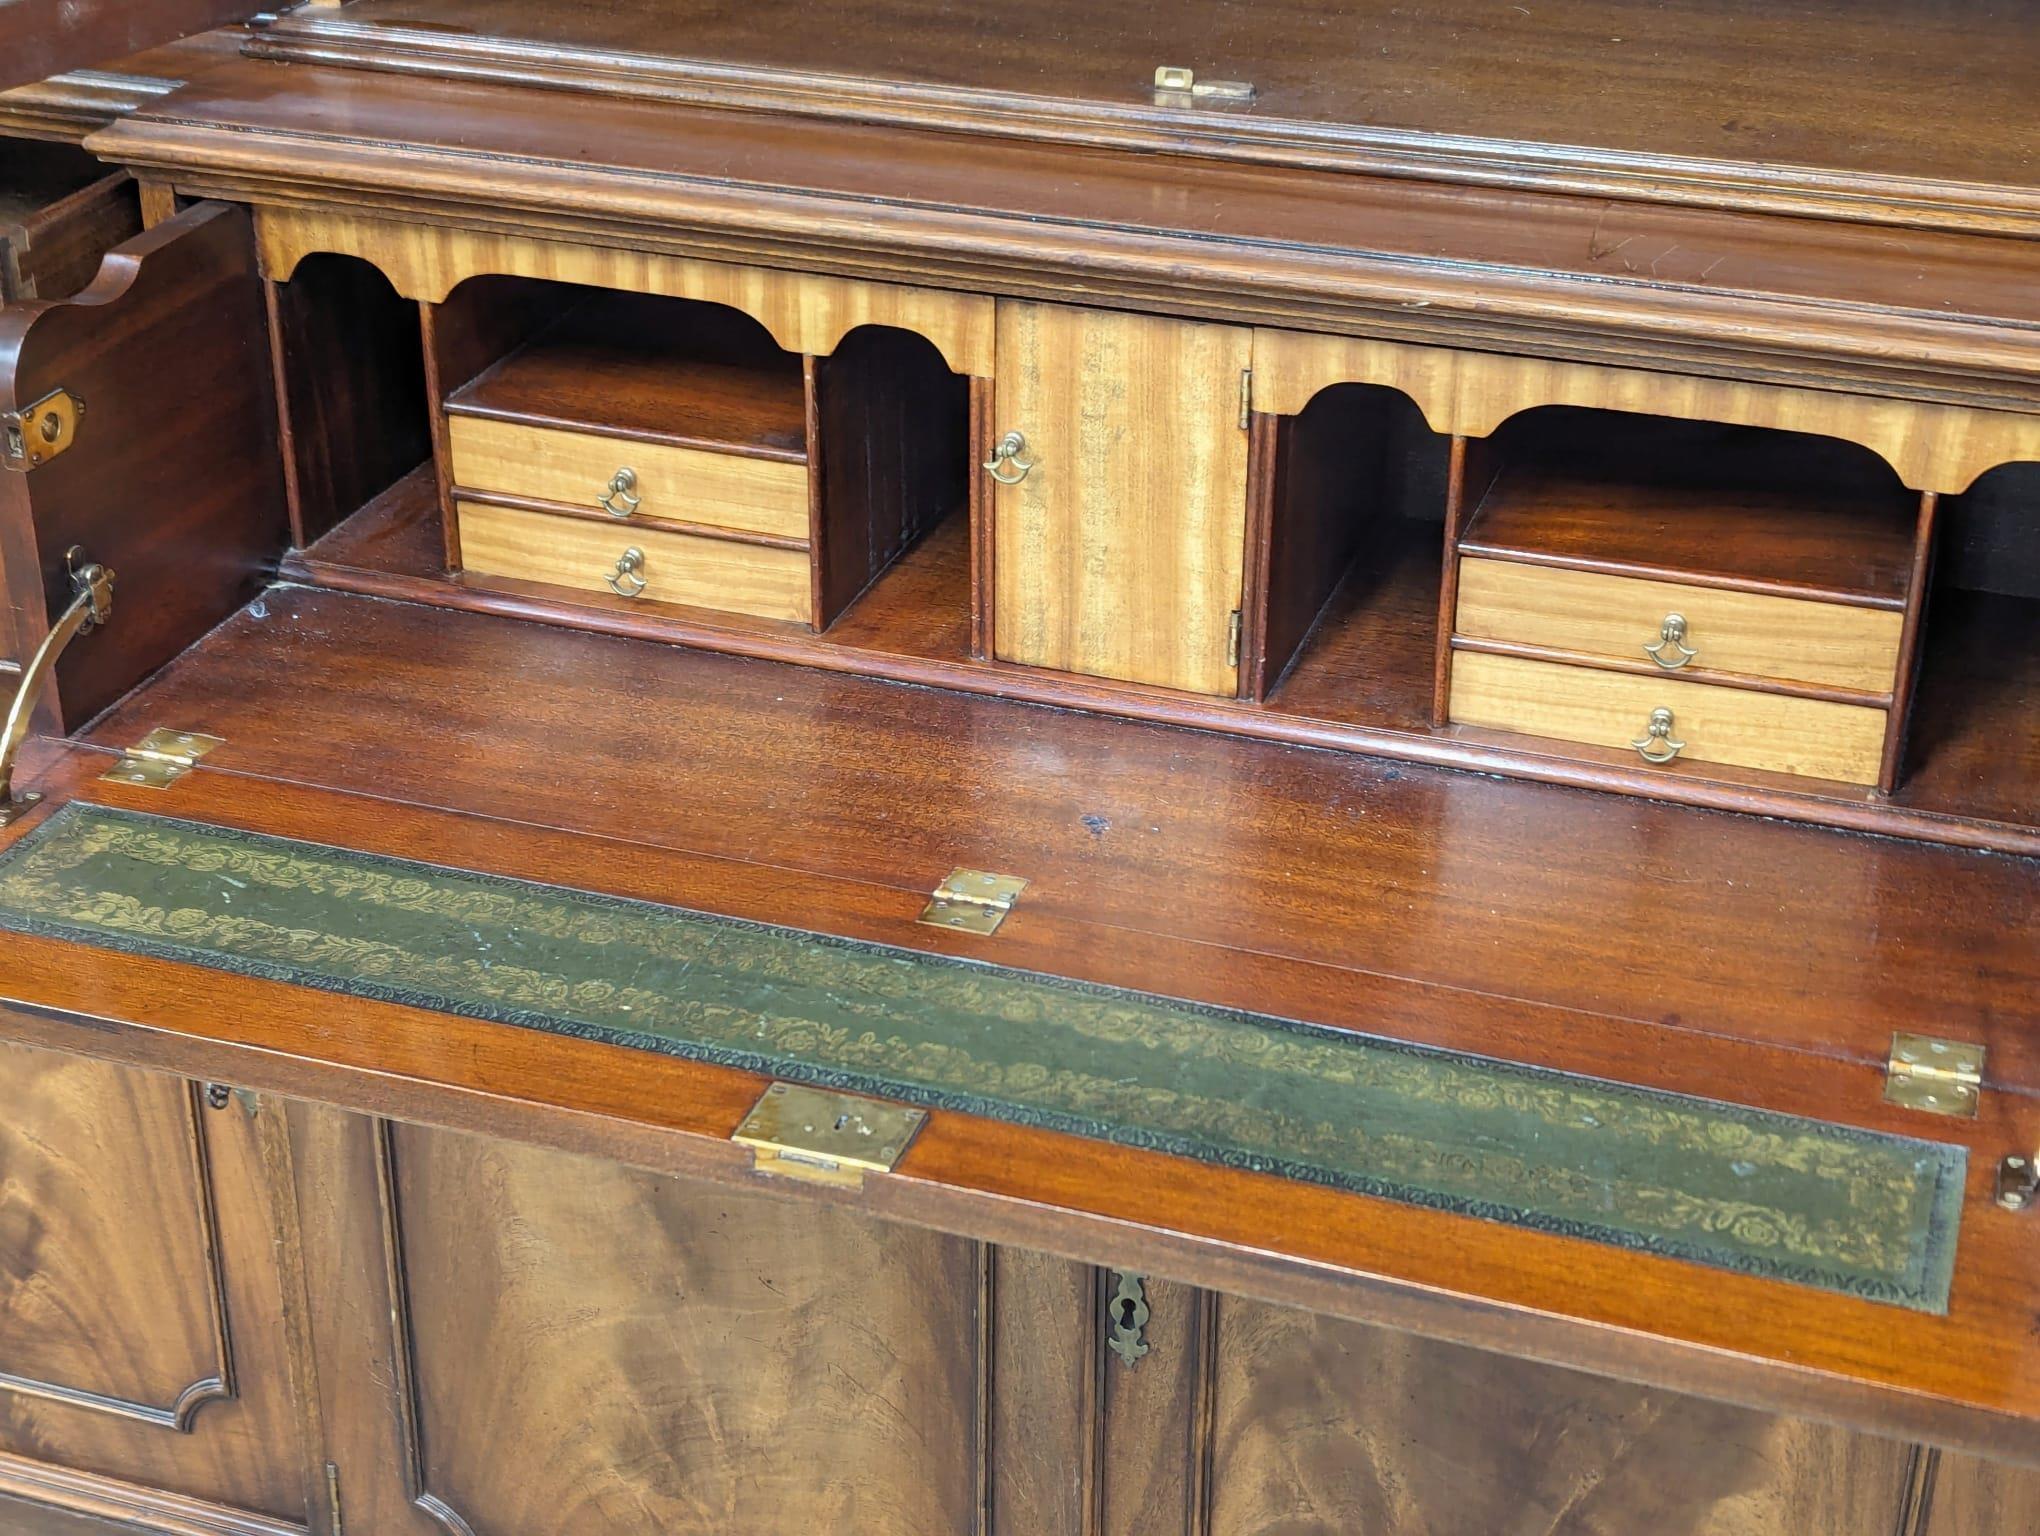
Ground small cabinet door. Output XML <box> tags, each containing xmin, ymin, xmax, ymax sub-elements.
<box><xmin>990</xmin><ymin>301</ymin><xmax>1251</xmax><ymax>696</ymax></box>
<box><xmin>0</xmin><ymin>1040</ymin><xmax>308</xmax><ymax>1529</ymax></box>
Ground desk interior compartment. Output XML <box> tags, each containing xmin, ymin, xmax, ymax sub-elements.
<box><xmin>1246</xmin><ymin>382</ymin><xmax>1451</xmax><ymax>721</ymax></box>
<box><xmin>1442</xmin><ymin>410</ymin><xmax>1933</xmax><ymax>791</ymax></box>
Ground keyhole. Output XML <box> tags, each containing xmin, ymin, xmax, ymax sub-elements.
<box><xmin>1116</xmin><ymin>1297</ymin><xmax>1139</xmax><ymax>1327</ymax></box>
<box><xmin>38</xmin><ymin>411</ymin><xmax>61</xmax><ymax>444</ymax></box>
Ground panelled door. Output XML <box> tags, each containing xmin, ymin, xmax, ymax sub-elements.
<box><xmin>0</xmin><ymin>1041</ymin><xmax>309</xmax><ymax>1530</ymax></box>
<box><xmin>990</xmin><ymin>301</ymin><xmax>1251</xmax><ymax>696</ymax></box>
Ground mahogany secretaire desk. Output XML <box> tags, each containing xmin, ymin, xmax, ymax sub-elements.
<box><xmin>0</xmin><ymin>2</ymin><xmax>2035</xmax><ymax>1532</ymax></box>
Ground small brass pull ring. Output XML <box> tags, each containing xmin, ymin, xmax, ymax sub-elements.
<box><xmin>599</xmin><ymin>467</ymin><xmax>642</xmax><ymax>518</ymax></box>
<box><xmin>983</xmin><ymin>431</ymin><xmax>1035</xmax><ymax>485</ymax></box>
<box><xmin>1632</xmin><ymin>706</ymin><xmax>1686</xmax><ymax>765</ymax></box>
<box><xmin>1645</xmin><ymin>613</ymin><xmax>1697</xmax><ymax>669</ymax></box>
<box><xmin>607</xmin><ymin>547</ymin><xmax>649</xmax><ymax>599</ymax></box>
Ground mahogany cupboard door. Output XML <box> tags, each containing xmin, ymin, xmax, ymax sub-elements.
<box><xmin>0</xmin><ymin>1040</ymin><xmax>311</xmax><ymax>1533</ymax></box>
<box><xmin>287</xmin><ymin>1108</ymin><xmax>987</xmax><ymax>1536</ymax></box>
<box><xmin>990</xmin><ymin>301</ymin><xmax>1252</xmax><ymax>696</ymax></box>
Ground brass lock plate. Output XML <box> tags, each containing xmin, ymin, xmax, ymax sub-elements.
<box><xmin>732</xmin><ymin>1082</ymin><xmax>926</xmax><ymax>1188</ymax></box>
<box><xmin>3</xmin><ymin>389</ymin><xmax>82</xmax><ymax>470</ymax></box>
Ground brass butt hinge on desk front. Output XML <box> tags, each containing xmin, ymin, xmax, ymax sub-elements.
<box><xmin>1884</xmin><ymin>1032</ymin><xmax>1985</xmax><ymax>1118</ymax></box>
<box><xmin>101</xmin><ymin>728</ymin><xmax>225</xmax><ymax>790</ymax></box>
<box><xmin>0</xmin><ymin>549</ymin><xmax>113</xmax><ymax>826</ymax></box>
<box><xmin>920</xmin><ymin>868</ymin><xmax>1028</xmax><ymax>935</ymax></box>
<box><xmin>733</xmin><ymin>1082</ymin><xmax>927</xmax><ymax>1189</ymax></box>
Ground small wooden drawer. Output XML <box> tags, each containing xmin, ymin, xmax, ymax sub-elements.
<box><xmin>456</xmin><ymin>502</ymin><xmax>812</xmax><ymax>624</ymax></box>
<box><xmin>1455</xmin><ymin>559</ymin><xmax>1903</xmax><ymax>694</ymax></box>
<box><xmin>447</xmin><ymin>414</ymin><xmax>810</xmax><ymax>541</ymax></box>
<box><xmin>1449</xmin><ymin>651</ymin><xmax>1889</xmax><ymax>784</ymax></box>
<box><xmin>0</xmin><ymin>142</ymin><xmax>141</xmax><ymax>305</ymax></box>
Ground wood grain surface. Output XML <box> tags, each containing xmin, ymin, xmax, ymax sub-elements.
<box><xmin>382</xmin><ymin>1122</ymin><xmax>983</xmax><ymax>1535</ymax></box>
<box><xmin>245</xmin><ymin>0</ymin><xmax>2040</xmax><ymax>235</ymax></box>
<box><xmin>1454</xmin><ymin>560</ymin><xmax>1905</xmax><ymax>694</ymax></box>
<box><xmin>992</xmin><ymin>301</ymin><xmax>1250</xmax><ymax>694</ymax></box>
<box><xmin>255</xmin><ymin>208</ymin><xmax>994</xmax><ymax>376</ymax></box>
<box><xmin>447</xmin><ymin>415</ymin><xmax>810</xmax><ymax>539</ymax></box>
<box><xmin>0</xmin><ymin>1044</ymin><xmax>306</xmax><ymax>1527</ymax></box>
<box><xmin>1252</xmin><ymin>329</ymin><xmax>2040</xmax><ymax>495</ymax></box>
<box><xmin>1448</xmin><ymin>650</ymin><xmax>1890</xmax><ymax>783</ymax></box>
<box><xmin>455</xmin><ymin>500</ymin><xmax>812</xmax><ymax>622</ymax></box>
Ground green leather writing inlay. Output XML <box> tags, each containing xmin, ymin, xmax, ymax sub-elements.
<box><xmin>0</xmin><ymin>804</ymin><xmax>1965</xmax><ymax>1310</ymax></box>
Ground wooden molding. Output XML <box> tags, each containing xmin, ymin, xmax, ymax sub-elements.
<box><xmin>1252</xmin><ymin>328</ymin><xmax>2040</xmax><ymax>496</ymax></box>
<box><xmin>0</xmin><ymin>1079</ymin><xmax>238</xmax><ymax>1433</ymax></box>
<box><xmin>369</xmin><ymin>1121</ymin><xmax>482</xmax><ymax>1536</ymax></box>
<box><xmin>254</xmin><ymin>207</ymin><xmax>994</xmax><ymax>377</ymax></box>
<box><xmin>0</xmin><ymin>1450</ymin><xmax>302</xmax><ymax>1536</ymax></box>
<box><xmin>241</xmin><ymin>6</ymin><xmax>2040</xmax><ymax>241</ymax></box>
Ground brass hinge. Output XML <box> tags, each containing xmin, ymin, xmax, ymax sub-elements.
<box><xmin>101</xmin><ymin>727</ymin><xmax>224</xmax><ymax>789</ymax></box>
<box><xmin>1</xmin><ymin>388</ymin><xmax>82</xmax><ymax>470</ymax></box>
<box><xmin>732</xmin><ymin>1082</ymin><xmax>927</xmax><ymax>1189</ymax></box>
<box><xmin>1238</xmin><ymin>368</ymin><xmax>1253</xmax><ymax>430</ymax></box>
<box><xmin>1227</xmin><ymin>609</ymin><xmax>1243</xmax><ymax>669</ymax></box>
<box><xmin>920</xmin><ymin>867</ymin><xmax>1028</xmax><ymax>935</ymax></box>
<box><xmin>324</xmin><ymin>1462</ymin><xmax>343</xmax><ymax>1536</ymax></box>
<box><xmin>1884</xmin><ymin>1032</ymin><xmax>1984</xmax><ymax>1118</ymax></box>
<box><xmin>1152</xmin><ymin>66</ymin><xmax>1256</xmax><ymax>105</ymax></box>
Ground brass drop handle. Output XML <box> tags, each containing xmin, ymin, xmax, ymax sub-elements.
<box><xmin>983</xmin><ymin>431</ymin><xmax>1035</xmax><ymax>485</ymax></box>
<box><xmin>1645</xmin><ymin>612</ymin><xmax>1697</xmax><ymax>669</ymax></box>
<box><xmin>598</xmin><ymin>467</ymin><xmax>642</xmax><ymax>518</ymax></box>
<box><xmin>606</xmin><ymin>547</ymin><xmax>649</xmax><ymax>599</ymax></box>
<box><xmin>1631</xmin><ymin>706</ymin><xmax>1686</xmax><ymax>765</ymax></box>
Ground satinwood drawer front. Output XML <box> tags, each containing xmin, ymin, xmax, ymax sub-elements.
<box><xmin>448</xmin><ymin>414</ymin><xmax>810</xmax><ymax>540</ymax></box>
<box><xmin>1449</xmin><ymin>651</ymin><xmax>1888</xmax><ymax>783</ymax></box>
<box><xmin>456</xmin><ymin>502</ymin><xmax>812</xmax><ymax>623</ymax></box>
<box><xmin>1455</xmin><ymin>559</ymin><xmax>1904</xmax><ymax>694</ymax></box>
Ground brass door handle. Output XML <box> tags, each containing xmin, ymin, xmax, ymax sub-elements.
<box><xmin>1631</xmin><ymin>706</ymin><xmax>1686</xmax><ymax>765</ymax></box>
<box><xmin>606</xmin><ymin>547</ymin><xmax>648</xmax><ymax>599</ymax></box>
<box><xmin>983</xmin><ymin>431</ymin><xmax>1035</xmax><ymax>485</ymax></box>
<box><xmin>598</xmin><ymin>467</ymin><xmax>642</xmax><ymax>518</ymax></box>
<box><xmin>1645</xmin><ymin>613</ymin><xmax>1697</xmax><ymax>669</ymax></box>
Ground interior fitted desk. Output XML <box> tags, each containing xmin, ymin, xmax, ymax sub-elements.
<box><xmin>0</xmin><ymin>5</ymin><xmax>2036</xmax><ymax>1533</ymax></box>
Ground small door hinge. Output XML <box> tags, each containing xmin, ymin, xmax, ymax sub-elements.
<box><xmin>1227</xmin><ymin>609</ymin><xmax>1243</xmax><ymax>669</ymax></box>
<box><xmin>920</xmin><ymin>867</ymin><xmax>1028</xmax><ymax>935</ymax></box>
<box><xmin>1238</xmin><ymin>367</ymin><xmax>1253</xmax><ymax>430</ymax></box>
<box><xmin>1</xmin><ymin>388</ymin><xmax>82</xmax><ymax>470</ymax></box>
<box><xmin>1884</xmin><ymin>1032</ymin><xmax>1984</xmax><ymax>1118</ymax></box>
<box><xmin>732</xmin><ymin>1082</ymin><xmax>927</xmax><ymax>1189</ymax></box>
<box><xmin>324</xmin><ymin>1461</ymin><xmax>343</xmax><ymax>1536</ymax></box>
<box><xmin>101</xmin><ymin>727</ymin><xmax>224</xmax><ymax>790</ymax></box>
